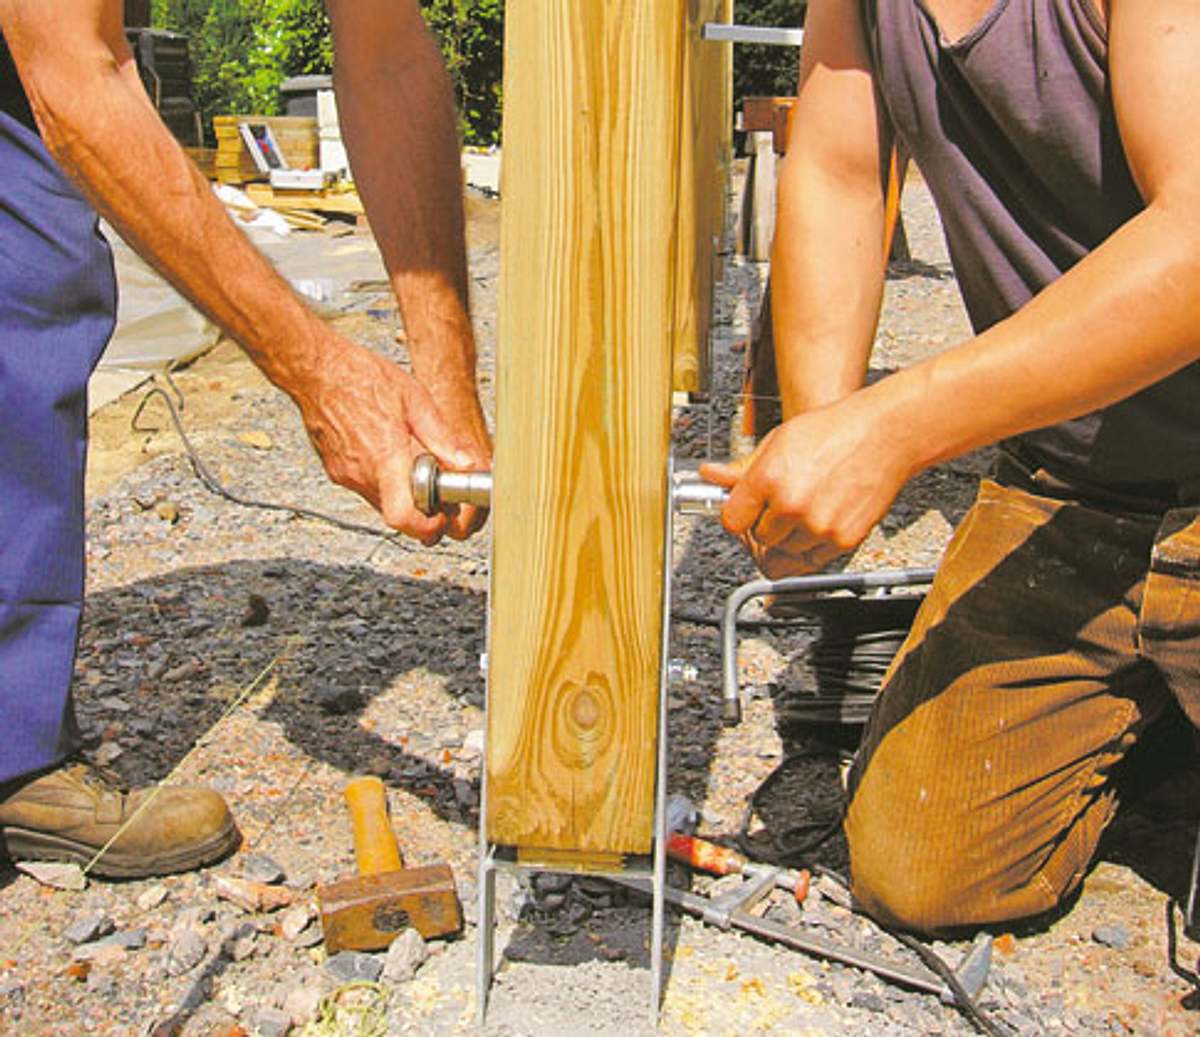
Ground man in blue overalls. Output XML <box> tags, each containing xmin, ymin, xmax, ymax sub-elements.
<box><xmin>0</xmin><ymin>2</ymin><xmax>490</xmax><ymax>877</ymax></box>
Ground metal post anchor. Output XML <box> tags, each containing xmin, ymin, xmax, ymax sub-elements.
<box><xmin>472</xmin><ymin>458</ymin><xmax>692</xmax><ymax>1027</ymax></box>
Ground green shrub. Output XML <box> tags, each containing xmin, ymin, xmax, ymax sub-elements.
<box><xmin>149</xmin><ymin>1</ymin><xmax>798</xmax><ymax>149</ymax></box>
<box><xmin>152</xmin><ymin>0</ymin><xmax>331</xmax><ymax>135</ymax></box>
<box><xmin>733</xmin><ymin>0</ymin><xmax>806</xmax><ymax>108</ymax></box>
<box><xmin>420</xmin><ymin>0</ymin><xmax>504</xmax><ymax>146</ymax></box>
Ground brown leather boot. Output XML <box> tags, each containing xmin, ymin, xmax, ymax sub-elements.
<box><xmin>0</xmin><ymin>762</ymin><xmax>240</xmax><ymax>878</ymax></box>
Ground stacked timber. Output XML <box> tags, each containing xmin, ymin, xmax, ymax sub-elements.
<box><xmin>212</xmin><ymin>116</ymin><xmax>319</xmax><ymax>184</ymax></box>
<box><xmin>243</xmin><ymin>182</ymin><xmax>364</xmax><ymax>217</ymax></box>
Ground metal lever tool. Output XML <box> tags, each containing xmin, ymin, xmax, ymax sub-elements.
<box><xmin>411</xmin><ymin>454</ymin><xmax>729</xmax><ymax>517</ymax></box>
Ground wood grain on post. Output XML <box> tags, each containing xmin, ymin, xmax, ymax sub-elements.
<box><xmin>487</xmin><ymin>1</ymin><xmax>729</xmax><ymax>856</ymax></box>
<box><xmin>673</xmin><ymin>0</ymin><xmax>734</xmax><ymax>395</ymax></box>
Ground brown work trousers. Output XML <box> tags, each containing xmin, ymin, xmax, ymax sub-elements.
<box><xmin>845</xmin><ymin>459</ymin><xmax>1200</xmax><ymax>936</ymax></box>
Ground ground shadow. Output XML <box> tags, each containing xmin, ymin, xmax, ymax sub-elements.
<box><xmin>76</xmin><ymin>557</ymin><xmax>487</xmax><ymax>827</ymax></box>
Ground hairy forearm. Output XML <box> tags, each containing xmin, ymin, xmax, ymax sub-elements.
<box><xmin>327</xmin><ymin>0</ymin><xmax>477</xmax><ymax>398</ymax></box>
<box><xmin>17</xmin><ymin>38</ymin><xmax>335</xmax><ymax>398</ymax></box>
<box><xmin>772</xmin><ymin>151</ymin><xmax>887</xmax><ymax>419</ymax></box>
<box><xmin>869</xmin><ymin>202</ymin><xmax>1200</xmax><ymax>476</ymax></box>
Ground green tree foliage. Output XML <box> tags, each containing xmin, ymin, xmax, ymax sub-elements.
<box><xmin>148</xmin><ymin>1</ymin><xmax>797</xmax><ymax>148</ymax></box>
<box><xmin>733</xmin><ymin>0</ymin><xmax>806</xmax><ymax>106</ymax></box>
<box><xmin>151</xmin><ymin>0</ymin><xmax>331</xmax><ymax>124</ymax></box>
<box><xmin>151</xmin><ymin>0</ymin><xmax>502</xmax><ymax>144</ymax></box>
<box><xmin>419</xmin><ymin>0</ymin><xmax>504</xmax><ymax>146</ymax></box>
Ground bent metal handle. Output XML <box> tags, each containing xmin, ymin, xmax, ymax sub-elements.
<box><xmin>411</xmin><ymin>454</ymin><xmax>729</xmax><ymax>517</ymax></box>
<box><xmin>344</xmin><ymin>776</ymin><xmax>404</xmax><ymax>876</ymax></box>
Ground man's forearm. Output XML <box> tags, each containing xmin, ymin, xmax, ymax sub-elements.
<box><xmin>770</xmin><ymin>0</ymin><xmax>891</xmax><ymax>421</ymax></box>
<box><xmin>873</xmin><ymin>202</ymin><xmax>1200</xmax><ymax>477</ymax></box>
<box><xmin>772</xmin><ymin>150</ymin><xmax>887</xmax><ymax>419</ymax></box>
<box><xmin>327</xmin><ymin>0</ymin><xmax>478</xmax><ymax>401</ymax></box>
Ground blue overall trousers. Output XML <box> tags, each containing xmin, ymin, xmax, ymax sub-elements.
<box><xmin>1</xmin><ymin>80</ymin><xmax>117</xmax><ymax>783</ymax></box>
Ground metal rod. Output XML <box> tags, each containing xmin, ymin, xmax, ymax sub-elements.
<box><xmin>476</xmin><ymin>850</ymin><xmax>496</xmax><ymax>1025</ymax></box>
<box><xmin>673</xmin><ymin>472</ymin><xmax>729</xmax><ymax>515</ymax></box>
<box><xmin>702</xmin><ymin>23</ymin><xmax>805</xmax><ymax>47</ymax></box>
<box><xmin>475</xmin><ymin>456</ymin><xmax>500</xmax><ymax>1025</ymax></box>
<box><xmin>614</xmin><ymin>877</ymin><xmax>983</xmax><ymax>1001</ymax></box>
<box><xmin>413</xmin><ymin>454</ymin><xmax>729</xmax><ymax>517</ymax></box>
<box><xmin>720</xmin><ymin>568</ymin><xmax>937</xmax><ymax>724</ymax></box>
<box><xmin>650</xmin><ymin>457</ymin><xmax>679</xmax><ymax>1018</ymax></box>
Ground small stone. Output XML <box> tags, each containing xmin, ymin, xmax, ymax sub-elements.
<box><xmin>93</xmin><ymin>742</ymin><xmax>123</xmax><ymax>766</ymax></box>
<box><xmin>137</xmin><ymin>885</ymin><xmax>169</xmax><ymax>912</ymax></box>
<box><xmin>0</xmin><ymin>976</ymin><xmax>23</xmax><ymax>1000</ymax></box>
<box><xmin>154</xmin><ymin>501</ymin><xmax>181</xmax><ymax>524</ymax></box>
<box><xmin>64</xmin><ymin>911</ymin><xmax>116</xmax><ymax>945</ymax></box>
<box><xmin>850</xmin><ymin>991</ymin><xmax>886</xmax><ymax>1013</ymax></box>
<box><xmin>282</xmin><ymin>983</ymin><xmax>325</xmax><ymax>1026</ymax></box>
<box><xmin>229</xmin><ymin>934</ymin><xmax>257</xmax><ymax>962</ymax></box>
<box><xmin>163</xmin><ymin>662</ymin><xmax>194</xmax><ymax>683</ymax></box>
<box><xmin>113</xmin><ymin>928</ymin><xmax>147</xmax><ymax>950</ymax></box>
<box><xmin>16</xmin><ymin>861</ymin><xmax>86</xmax><ymax>891</ymax></box>
<box><xmin>166</xmin><ymin>929</ymin><xmax>207</xmax><ymax>976</ymax></box>
<box><xmin>532</xmin><ymin>872</ymin><xmax>572</xmax><ymax>895</ymax></box>
<box><xmin>237</xmin><ymin>430</ymin><xmax>274</xmax><ymax>451</ymax></box>
<box><xmin>324</xmin><ymin>950</ymin><xmax>384</xmax><ymax>984</ymax></box>
<box><xmin>453</xmin><ymin>779</ymin><xmax>478</xmax><ymax>808</ymax></box>
<box><xmin>85</xmin><ymin>970</ymin><xmax>116</xmax><ymax>997</ymax></box>
<box><xmin>72</xmin><ymin>940</ymin><xmax>127</xmax><ymax>966</ymax></box>
<box><xmin>814</xmin><ymin>874</ymin><xmax>854</xmax><ymax>909</ymax></box>
<box><xmin>462</xmin><ymin>729</ymin><xmax>485</xmax><ymax>756</ymax></box>
<box><xmin>313</xmin><ymin>686</ymin><xmax>363</xmax><ymax>715</ymax></box>
<box><xmin>241</xmin><ymin>594</ymin><xmax>270</xmax><ymax>628</ymax></box>
<box><xmin>707</xmin><ymin>873</ymin><xmax>745</xmax><ymax>899</ymax></box>
<box><xmin>172</xmin><ymin>905</ymin><xmax>216</xmax><ymax>933</ymax></box>
<box><xmin>1092</xmin><ymin>924</ymin><xmax>1131</xmax><ymax>951</ymax></box>
<box><xmin>279</xmin><ymin>904</ymin><xmax>312</xmax><ymax>942</ymax></box>
<box><xmin>381</xmin><ymin>928</ymin><xmax>427</xmax><ymax>984</ymax></box>
<box><xmin>240</xmin><ymin>853</ymin><xmax>286</xmax><ymax>885</ymax></box>
<box><xmin>365</xmin><ymin>754</ymin><xmax>392</xmax><ymax>778</ymax></box>
<box><xmin>214</xmin><ymin>874</ymin><xmax>296</xmax><ymax>914</ymax></box>
<box><xmin>248</xmin><ymin>1006</ymin><xmax>291</xmax><ymax>1037</ymax></box>
<box><xmin>290</xmin><ymin>922</ymin><xmax>324</xmax><ymax>949</ymax></box>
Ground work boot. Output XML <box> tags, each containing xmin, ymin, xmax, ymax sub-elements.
<box><xmin>0</xmin><ymin>761</ymin><xmax>240</xmax><ymax>878</ymax></box>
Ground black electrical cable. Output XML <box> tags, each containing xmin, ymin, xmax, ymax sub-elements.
<box><xmin>1166</xmin><ymin>898</ymin><xmax>1200</xmax><ymax>993</ymax></box>
<box><xmin>131</xmin><ymin>382</ymin><xmax>481</xmax><ymax>564</ymax></box>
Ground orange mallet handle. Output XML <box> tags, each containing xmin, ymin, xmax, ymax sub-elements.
<box><xmin>344</xmin><ymin>776</ymin><xmax>404</xmax><ymax>876</ymax></box>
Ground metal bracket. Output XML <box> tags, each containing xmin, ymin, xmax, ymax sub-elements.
<box><xmin>720</xmin><ymin>567</ymin><xmax>937</xmax><ymax>724</ymax></box>
<box><xmin>702</xmin><ymin>23</ymin><xmax>806</xmax><ymax>47</ymax></box>
<box><xmin>475</xmin><ymin>457</ymin><xmax>681</xmax><ymax>1025</ymax></box>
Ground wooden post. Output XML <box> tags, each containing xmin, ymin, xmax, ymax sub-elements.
<box><xmin>672</xmin><ymin>0</ymin><xmax>734</xmax><ymax>395</ymax></box>
<box><xmin>748</xmin><ymin>131</ymin><xmax>778</xmax><ymax>263</ymax></box>
<box><xmin>486</xmin><ymin>2</ymin><xmax>730</xmax><ymax>859</ymax></box>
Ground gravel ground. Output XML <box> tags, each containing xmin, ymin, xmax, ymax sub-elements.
<box><xmin>2</xmin><ymin>175</ymin><xmax>1199</xmax><ymax>1036</ymax></box>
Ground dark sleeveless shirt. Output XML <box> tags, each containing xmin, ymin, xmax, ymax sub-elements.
<box><xmin>863</xmin><ymin>0</ymin><xmax>1200</xmax><ymax>496</ymax></box>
